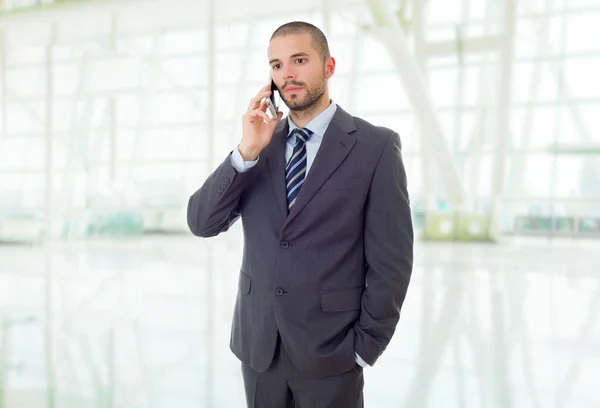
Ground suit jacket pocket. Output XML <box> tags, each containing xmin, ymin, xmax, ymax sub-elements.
<box><xmin>238</xmin><ymin>271</ymin><xmax>251</xmax><ymax>295</ymax></box>
<box><xmin>321</xmin><ymin>286</ymin><xmax>364</xmax><ymax>312</ymax></box>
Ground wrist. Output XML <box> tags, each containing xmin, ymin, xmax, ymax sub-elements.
<box><xmin>238</xmin><ymin>144</ymin><xmax>260</xmax><ymax>161</ymax></box>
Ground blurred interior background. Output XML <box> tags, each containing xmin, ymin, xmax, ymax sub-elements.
<box><xmin>0</xmin><ymin>0</ymin><xmax>599</xmax><ymax>407</ymax></box>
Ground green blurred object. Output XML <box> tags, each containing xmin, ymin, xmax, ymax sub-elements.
<box><xmin>553</xmin><ymin>217</ymin><xmax>576</xmax><ymax>233</ymax></box>
<box><xmin>579</xmin><ymin>218</ymin><xmax>600</xmax><ymax>233</ymax></box>
<box><xmin>548</xmin><ymin>143</ymin><xmax>600</xmax><ymax>155</ymax></box>
<box><xmin>422</xmin><ymin>211</ymin><xmax>494</xmax><ymax>242</ymax></box>
<box><xmin>85</xmin><ymin>212</ymin><xmax>144</xmax><ymax>237</ymax></box>
<box><xmin>514</xmin><ymin>216</ymin><xmax>579</xmax><ymax>235</ymax></box>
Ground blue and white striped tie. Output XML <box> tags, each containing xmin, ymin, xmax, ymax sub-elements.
<box><xmin>285</xmin><ymin>127</ymin><xmax>313</xmax><ymax>210</ymax></box>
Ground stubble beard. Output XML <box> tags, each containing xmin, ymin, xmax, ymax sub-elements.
<box><xmin>282</xmin><ymin>73</ymin><xmax>327</xmax><ymax>118</ymax></box>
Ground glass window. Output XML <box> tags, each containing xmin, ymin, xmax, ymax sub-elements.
<box><xmin>566</xmin><ymin>11</ymin><xmax>600</xmax><ymax>53</ymax></box>
<box><xmin>563</xmin><ymin>57</ymin><xmax>600</xmax><ymax>98</ymax></box>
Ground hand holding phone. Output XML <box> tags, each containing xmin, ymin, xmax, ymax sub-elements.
<box><xmin>240</xmin><ymin>83</ymin><xmax>283</xmax><ymax>161</ymax></box>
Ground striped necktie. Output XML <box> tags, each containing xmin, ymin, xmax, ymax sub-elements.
<box><xmin>285</xmin><ymin>127</ymin><xmax>313</xmax><ymax>210</ymax></box>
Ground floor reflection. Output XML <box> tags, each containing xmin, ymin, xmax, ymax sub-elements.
<box><xmin>0</xmin><ymin>233</ymin><xmax>598</xmax><ymax>407</ymax></box>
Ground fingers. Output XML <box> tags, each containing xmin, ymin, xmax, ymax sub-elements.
<box><xmin>244</xmin><ymin>85</ymin><xmax>282</xmax><ymax>125</ymax></box>
<box><xmin>267</xmin><ymin>111</ymin><xmax>284</xmax><ymax>128</ymax></box>
<box><xmin>247</xmin><ymin>84</ymin><xmax>272</xmax><ymax>111</ymax></box>
<box><xmin>259</xmin><ymin>100</ymin><xmax>268</xmax><ymax>112</ymax></box>
<box><xmin>247</xmin><ymin>108</ymin><xmax>271</xmax><ymax>124</ymax></box>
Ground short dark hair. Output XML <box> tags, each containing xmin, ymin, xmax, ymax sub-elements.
<box><xmin>270</xmin><ymin>21</ymin><xmax>331</xmax><ymax>62</ymax></box>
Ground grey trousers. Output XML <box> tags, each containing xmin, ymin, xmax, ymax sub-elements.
<box><xmin>241</xmin><ymin>337</ymin><xmax>365</xmax><ymax>408</ymax></box>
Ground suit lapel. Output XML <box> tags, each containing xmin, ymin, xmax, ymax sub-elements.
<box><xmin>284</xmin><ymin>105</ymin><xmax>357</xmax><ymax>228</ymax></box>
<box><xmin>265</xmin><ymin>119</ymin><xmax>289</xmax><ymax>220</ymax></box>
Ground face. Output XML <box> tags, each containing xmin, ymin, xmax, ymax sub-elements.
<box><xmin>268</xmin><ymin>33</ymin><xmax>335</xmax><ymax>112</ymax></box>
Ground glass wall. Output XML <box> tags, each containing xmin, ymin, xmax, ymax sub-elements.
<box><xmin>2</xmin><ymin>0</ymin><xmax>598</xmax><ymax>240</ymax></box>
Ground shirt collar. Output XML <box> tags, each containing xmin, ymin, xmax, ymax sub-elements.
<box><xmin>287</xmin><ymin>99</ymin><xmax>337</xmax><ymax>140</ymax></box>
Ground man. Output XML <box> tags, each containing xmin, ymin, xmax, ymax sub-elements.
<box><xmin>187</xmin><ymin>21</ymin><xmax>413</xmax><ymax>408</ymax></box>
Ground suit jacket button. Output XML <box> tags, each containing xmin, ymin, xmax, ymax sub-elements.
<box><xmin>275</xmin><ymin>288</ymin><xmax>284</xmax><ymax>296</ymax></box>
<box><xmin>280</xmin><ymin>241</ymin><xmax>289</xmax><ymax>249</ymax></box>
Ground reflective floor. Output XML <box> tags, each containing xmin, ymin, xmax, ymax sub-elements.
<box><xmin>0</xmin><ymin>228</ymin><xmax>599</xmax><ymax>407</ymax></box>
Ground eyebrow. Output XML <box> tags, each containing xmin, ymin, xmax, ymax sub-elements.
<box><xmin>269</xmin><ymin>52</ymin><xmax>310</xmax><ymax>65</ymax></box>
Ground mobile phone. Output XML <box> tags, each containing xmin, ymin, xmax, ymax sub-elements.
<box><xmin>265</xmin><ymin>78</ymin><xmax>278</xmax><ymax>118</ymax></box>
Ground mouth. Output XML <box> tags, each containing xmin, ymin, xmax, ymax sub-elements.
<box><xmin>284</xmin><ymin>86</ymin><xmax>303</xmax><ymax>93</ymax></box>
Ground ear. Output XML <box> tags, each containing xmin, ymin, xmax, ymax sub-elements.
<box><xmin>325</xmin><ymin>56</ymin><xmax>336</xmax><ymax>79</ymax></box>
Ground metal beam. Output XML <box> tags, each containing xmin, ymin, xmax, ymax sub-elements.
<box><xmin>366</xmin><ymin>0</ymin><xmax>467</xmax><ymax>206</ymax></box>
<box><xmin>412</xmin><ymin>0</ymin><xmax>435</xmax><ymax>211</ymax></box>
<box><xmin>423</xmin><ymin>35</ymin><xmax>504</xmax><ymax>57</ymax></box>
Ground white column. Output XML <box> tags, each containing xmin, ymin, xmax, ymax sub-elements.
<box><xmin>44</xmin><ymin>251</ymin><xmax>56</xmax><ymax>408</ymax></box>
<box><xmin>205</xmin><ymin>1</ymin><xmax>216</xmax><ymax>407</ymax></box>
<box><xmin>0</xmin><ymin>316</ymin><xmax>7</xmax><ymax>408</ymax></box>
<box><xmin>0</xmin><ymin>28</ymin><xmax>6</xmax><ymax>143</ymax></box>
<box><xmin>489</xmin><ymin>0</ymin><xmax>517</xmax><ymax>224</ymax></box>
<box><xmin>109</xmin><ymin>13</ymin><xmax>118</xmax><ymax>183</ymax></box>
<box><xmin>44</xmin><ymin>24</ymin><xmax>57</xmax><ymax>240</ymax></box>
<box><xmin>43</xmin><ymin>23</ymin><xmax>58</xmax><ymax>408</ymax></box>
<box><xmin>322</xmin><ymin>0</ymin><xmax>331</xmax><ymax>35</ymax></box>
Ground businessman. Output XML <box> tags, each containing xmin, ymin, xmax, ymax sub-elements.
<box><xmin>187</xmin><ymin>21</ymin><xmax>413</xmax><ymax>408</ymax></box>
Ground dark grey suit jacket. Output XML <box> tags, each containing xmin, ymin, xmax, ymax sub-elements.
<box><xmin>187</xmin><ymin>105</ymin><xmax>413</xmax><ymax>379</ymax></box>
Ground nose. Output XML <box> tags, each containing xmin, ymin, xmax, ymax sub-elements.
<box><xmin>281</xmin><ymin>65</ymin><xmax>295</xmax><ymax>81</ymax></box>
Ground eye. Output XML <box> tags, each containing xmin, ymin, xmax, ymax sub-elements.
<box><xmin>296</xmin><ymin>58</ymin><xmax>306</xmax><ymax>64</ymax></box>
<box><xmin>272</xmin><ymin>63</ymin><xmax>281</xmax><ymax>70</ymax></box>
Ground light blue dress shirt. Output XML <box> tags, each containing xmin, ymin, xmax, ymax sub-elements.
<box><xmin>230</xmin><ymin>100</ymin><xmax>369</xmax><ymax>368</ymax></box>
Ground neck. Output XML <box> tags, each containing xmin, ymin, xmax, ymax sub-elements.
<box><xmin>289</xmin><ymin>94</ymin><xmax>331</xmax><ymax>128</ymax></box>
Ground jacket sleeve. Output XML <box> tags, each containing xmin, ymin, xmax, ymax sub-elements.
<box><xmin>354</xmin><ymin>130</ymin><xmax>414</xmax><ymax>366</ymax></box>
<box><xmin>186</xmin><ymin>151</ymin><xmax>256</xmax><ymax>237</ymax></box>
